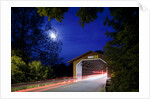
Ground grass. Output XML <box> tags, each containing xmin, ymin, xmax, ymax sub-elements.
<box><xmin>11</xmin><ymin>77</ymin><xmax>75</xmax><ymax>92</ymax></box>
<box><xmin>100</xmin><ymin>87</ymin><xmax>105</xmax><ymax>92</ymax></box>
<box><xmin>11</xmin><ymin>83</ymin><xmax>51</xmax><ymax>92</ymax></box>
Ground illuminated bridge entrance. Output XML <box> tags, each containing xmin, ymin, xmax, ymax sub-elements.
<box><xmin>67</xmin><ymin>51</ymin><xmax>107</xmax><ymax>79</ymax></box>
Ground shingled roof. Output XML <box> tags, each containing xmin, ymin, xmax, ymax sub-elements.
<box><xmin>67</xmin><ymin>51</ymin><xmax>105</xmax><ymax>63</ymax></box>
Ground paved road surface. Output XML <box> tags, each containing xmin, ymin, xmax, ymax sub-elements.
<box><xmin>27</xmin><ymin>74</ymin><xmax>107</xmax><ymax>92</ymax></box>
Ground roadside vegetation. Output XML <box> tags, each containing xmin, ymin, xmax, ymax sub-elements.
<box><xmin>100</xmin><ymin>87</ymin><xmax>105</xmax><ymax>92</ymax></box>
<box><xmin>11</xmin><ymin>50</ymin><xmax>53</xmax><ymax>84</ymax></box>
<box><xmin>11</xmin><ymin>49</ymin><xmax>72</xmax><ymax>84</ymax></box>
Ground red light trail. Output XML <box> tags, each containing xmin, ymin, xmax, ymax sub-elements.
<box><xmin>15</xmin><ymin>73</ymin><xmax>107</xmax><ymax>92</ymax></box>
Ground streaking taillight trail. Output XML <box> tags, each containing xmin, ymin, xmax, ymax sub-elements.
<box><xmin>15</xmin><ymin>73</ymin><xmax>107</xmax><ymax>92</ymax></box>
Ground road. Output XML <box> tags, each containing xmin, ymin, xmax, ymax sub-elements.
<box><xmin>44</xmin><ymin>74</ymin><xmax>107</xmax><ymax>92</ymax></box>
<box><xmin>16</xmin><ymin>74</ymin><xmax>107</xmax><ymax>92</ymax></box>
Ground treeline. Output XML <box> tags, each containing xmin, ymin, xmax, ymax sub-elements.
<box><xmin>11</xmin><ymin>7</ymin><xmax>72</xmax><ymax>84</ymax></box>
<box><xmin>11</xmin><ymin>49</ymin><xmax>72</xmax><ymax>84</ymax></box>
<box><xmin>11</xmin><ymin>49</ymin><xmax>51</xmax><ymax>84</ymax></box>
<box><xmin>103</xmin><ymin>8</ymin><xmax>139</xmax><ymax>92</ymax></box>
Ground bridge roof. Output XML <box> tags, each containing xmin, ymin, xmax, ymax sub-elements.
<box><xmin>67</xmin><ymin>51</ymin><xmax>105</xmax><ymax>63</ymax></box>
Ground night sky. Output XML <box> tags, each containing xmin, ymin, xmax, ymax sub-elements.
<box><xmin>49</xmin><ymin>7</ymin><xmax>114</xmax><ymax>63</ymax></box>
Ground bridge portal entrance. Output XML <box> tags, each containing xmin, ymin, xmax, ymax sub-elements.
<box><xmin>67</xmin><ymin>51</ymin><xmax>107</xmax><ymax>79</ymax></box>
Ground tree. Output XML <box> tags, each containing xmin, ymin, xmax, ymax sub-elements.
<box><xmin>11</xmin><ymin>7</ymin><xmax>62</xmax><ymax>66</ymax></box>
<box><xmin>11</xmin><ymin>49</ymin><xmax>27</xmax><ymax>84</ymax></box>
<box><xmin>11</xmin><ymin>49</ymin><xmax>53</xmax><ymax>84</ymax></box>
<box><xmin>37</xmin><ymin>7</ymin><xmax>103</xmax><ymax>27</ymax></box>
<box><xmin>37</xmin><ymin>7</ymin><xmax>69</xmax><ymax>22</ymax></box>
<box><xmin>52</xmin><ymin>62</ymin><xmax>73</xmax><ymax>78</ymax></box>
<box><xmin>103</xmin><ymin>7</ymin><xmax>139</xmax><ymax>92</ymax></box>
<box><xmin>52</xmin><ymin>62</ymin><xmax>67</xmax><ymax>77</ymax></box>
<box><xmin>95</xmin><ymin>50</ymin><xmax>104</xmax><ymax>54</ymax></box>
<box><xmin>28</xmin><ymin>60</ymin><xmax>52</xmax><ymax>81</ymax></box>
<box><xmin>76</xmin><ymin>7</ymin><xmax>104</xmax><ymax>27</ymax></box>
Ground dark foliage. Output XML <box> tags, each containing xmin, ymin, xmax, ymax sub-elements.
<box><xmin>37</xmin><ymin>7</ymin><xmax>69</xmax><ymax>22</ymax></box>
<box><xmin>76</xmin><ymin>7</ymin><xmax>104</xmax><ymax>27</ymax></box>
<box><xmin>37</xmin><ymin>7</ymin><xmax>104</xmax><ymax>27</ymax></box>
<box><xmin>95</xmin><ymin>50</ymin><xmax>104</xmax><ymax>54</ymax></box>
<box><xmin>103</xmin><ymin>7</ymin><xmax>139</xmax><ymax>92</ymax></box>
<box><xmin>11</xmin><ymin>7</ymin><xmax>62</xmax><ymax>66</ymax></box>
<box><xmin>11</xmin><ymin>7</ymin><xmax>62</xmax><ymax>84</ymax></box>
<box><xmin>52</xmin><ymin>63</ymin><xmax>73</xmax><ymax>78</ymax></box>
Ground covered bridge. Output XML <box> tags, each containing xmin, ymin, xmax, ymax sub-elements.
<box><xmin>67</xmin><ymin>51</ymin><xmax>107</xmax><ymax>79</ymax></box>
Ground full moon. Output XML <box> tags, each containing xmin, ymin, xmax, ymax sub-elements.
<box><xmin>50</xmin><ymin>33</ymin><xmax>57</xmax><ymax>40</ymax></box>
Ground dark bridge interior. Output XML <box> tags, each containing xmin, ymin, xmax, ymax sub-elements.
<box><xmin>82</xmin><ymin>60</ymin><xmax>105</xmax><ymax>76</ymax></box>
<box><xmin>81</xmin><ymin>60</ymin><xmax>105</xmax><ymax>76</ymax></box>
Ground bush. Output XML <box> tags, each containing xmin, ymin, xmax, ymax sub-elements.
<box><xmin>11</xmin><ymin>55</ymin><xmax>27</xmax><ymax>84</ymax></box>
<box><xmin>11</xmin><ymin>56</ymin><xmax>53</xmax><ymax>84</ymax></box>
<box><xmin>28</xmin><ymin>60</ymin><xmax>52</xmax><ymax>81</ymax></box>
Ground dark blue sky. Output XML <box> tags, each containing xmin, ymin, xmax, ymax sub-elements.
<box><xmin>49</xmin><ymin>7</ymin><xmax>114</xmax><ymax>63</ymax></box>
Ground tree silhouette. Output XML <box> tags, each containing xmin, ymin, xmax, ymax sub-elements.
<box><xmin>37</xmin><ymin>7</ymin><xmax>103</xmax><ymax>27</ymax></box>
<box><xmin>11</xmin><ymin>7</ymin><xmax>62</xmax><ymax>66</ymax></box>
<box><xmin>103</xmin><ymin>7</ymin><xmax>139</xmax><ymax>92</ymax></box>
